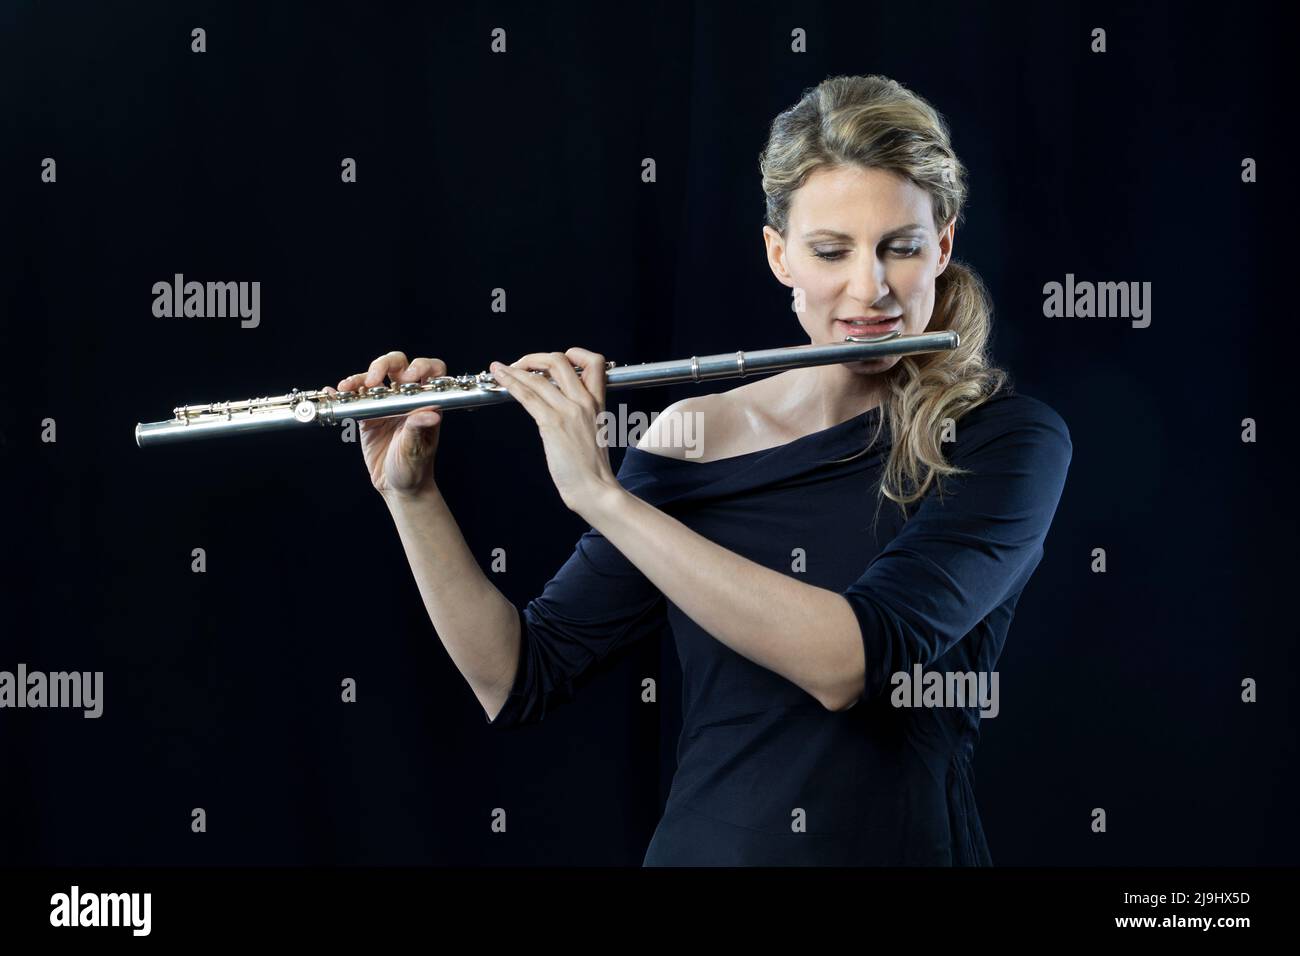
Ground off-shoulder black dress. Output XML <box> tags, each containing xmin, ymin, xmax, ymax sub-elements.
<box><xmin>485</xmin><ymin>388</ymin><xmax>1072</xmax><ymax>866</ymax></box>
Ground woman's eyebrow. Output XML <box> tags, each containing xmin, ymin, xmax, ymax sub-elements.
<box><xmin>802</xmin><ymin>223</ymin><xmax>927</xmax><ymax>241</ymax></box>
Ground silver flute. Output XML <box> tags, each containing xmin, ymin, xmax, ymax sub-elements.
<box><xmin>134</xmin><ymin>329</ymin><xmax>960</xmax><ymax>447</ymax></box>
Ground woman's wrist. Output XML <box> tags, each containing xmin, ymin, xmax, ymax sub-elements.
<box><xmin>572</xmin><ymin>479</ymin><xmax>632</xmax><ymax>528</ymax></box>
<box><xmin>380</xmin><ymin>483</ymin><xmax>443</xmax><ymax>509</ymax></box>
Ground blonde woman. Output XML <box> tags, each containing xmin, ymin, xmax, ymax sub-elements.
<box><xmin>334</xmin><ymin>75</ymin><xmax>1071</xmax><ymax>865</ymax></box>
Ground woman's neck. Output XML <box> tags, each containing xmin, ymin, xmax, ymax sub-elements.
<box><xmin>759</xmin><ymin>364</ymin><xmax>888</xmax><ymax>433</ymax></box>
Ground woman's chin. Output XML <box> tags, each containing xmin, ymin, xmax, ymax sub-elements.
<box><xmin>846</xmin><ymin>355</ymin><xmax>897</xmax><ymax>372</ymax></box>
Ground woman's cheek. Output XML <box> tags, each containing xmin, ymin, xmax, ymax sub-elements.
<box><xmin>802</xmin><ymin>276</ymin><xmax>838</xmax><ymax>311</ymax></box>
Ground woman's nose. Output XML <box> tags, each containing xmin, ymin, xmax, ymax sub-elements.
<box><xmin>846</xmin><ymin>256</ymin><xmax>890</xmax><ymax>305</ymax></box>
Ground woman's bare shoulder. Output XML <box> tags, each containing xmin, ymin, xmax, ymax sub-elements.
<box><xmin>634</xmin><ymin>393</ymin><xmax>728</xmax><ymax>461</ymax></box>
<box><xmin>633</xmin><ymin>375</ymin><xmax>784</xmax><ymax>461</ymax></box>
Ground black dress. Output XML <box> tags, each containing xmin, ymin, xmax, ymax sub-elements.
<box><xmin>485</xmin><ymin>388</ymin><xmax>1072</xmax><ymax>865</ymax></box>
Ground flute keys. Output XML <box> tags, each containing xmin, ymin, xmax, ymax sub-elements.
<box><xmin>293</xmin><ymin>400</ymin><xmax>318</xmax><ymax>423</ymax></box>
<box><xmin>366</xmin><ymin>386</ymin><xmax>390</xmax><ymax>397</ymax></box>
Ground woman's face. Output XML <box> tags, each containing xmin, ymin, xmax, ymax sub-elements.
<box><xmin>762</xmin><ymin>164</ymin><xmax>954</xmax><ymax>374</ymax></box>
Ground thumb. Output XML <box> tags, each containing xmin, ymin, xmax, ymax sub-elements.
<box><xmin>400</xmin><ymin>411</ymin><xmax>441</xmax><ymax>457</ymax></box>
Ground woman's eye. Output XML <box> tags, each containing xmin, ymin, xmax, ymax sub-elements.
<box><xmin>812</xmin><ymin>245</ymin><xmax>922</xmax><ymax>262</ymax></box>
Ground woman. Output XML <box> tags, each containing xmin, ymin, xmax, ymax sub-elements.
<box><xmin>331</xmin><ymin>75</ymin><xmax>1071</xmax><ymax>865</ymax></box>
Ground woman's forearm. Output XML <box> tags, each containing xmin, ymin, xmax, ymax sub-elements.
<box><xmin>382</xmin><ymin>486</ymin><xmax>522</xmax><ymax>720</ymax></box>
<box><xmin>578</xmin><ymin>484</ymin><xmax>864</xmax><ymax>711</ymax></box>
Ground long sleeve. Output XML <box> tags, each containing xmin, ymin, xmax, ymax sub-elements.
<box><xmin>484</xmin><ymin>456</ymin><xmax>669</xmax><ymax>731</ymax></box>
<box><xmin>840</xmin><ymin>393</ymin><xmax>1072</xmax><ymax>704</ymax></box>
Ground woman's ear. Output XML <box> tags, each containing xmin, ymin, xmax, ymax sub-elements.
<box><xmin>935</xmin><ymin>218</ymin><xmax>956</xmax><ymax>277</ymax></box>
<box><xmin>762</xmin><ymin>225</ymin><xmax>796</xmax><ymax>289</ymax></box>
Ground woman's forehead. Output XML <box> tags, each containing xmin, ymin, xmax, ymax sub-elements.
<box><xmin>790</xmin><ymin>167</ymin><xmax>935</xmax><ymax>235</ymax></box>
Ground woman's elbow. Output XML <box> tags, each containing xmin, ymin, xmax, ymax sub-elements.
<box><xmin>815</xmin><ymin>595</ymin><xmax>867</xmax><ymax>711</ymax></box>
<box><xmin>819</xmin><ymin>680</ymin><xmax>864</xmax><ymax>713</ymax></box>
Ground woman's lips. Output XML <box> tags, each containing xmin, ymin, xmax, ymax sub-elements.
<box><xmin>836</xmin><ymin>317</ymin><xmax>901</xmax><ymax>337</ymax></box>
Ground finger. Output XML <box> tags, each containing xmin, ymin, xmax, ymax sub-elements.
<box><xmin>506</xmin><ymin>352</ymin><xmax>582</xmax><ymax>410</ymax></box>
<box><xmin>397</xmin><ymin>357</ymin><xmax>447</xmax><ymax>383</ymax></box>
<box><xmin>337</xmin><ymin>354</ymin><xmax>443</xmax><ymax>393</ymax></box>
<box><xmin>397</xmin><ymin>410</ymin><xmax>441</xmax><ymax>459</ymax></box>
<box><xmin>564</xmin><ymin>348</ymin><xmax>608</xmax><ymax>409</ymax></box>
<box><xmin>365</xmin><ymin>351</ymin><xmax>410</xmax><ymax>388</ymax></box>
<box><xmin>402</xmin><ymin>409</ymin><xmax>442</xmax><ymax>430</ymax></box>
<box><xmin>532</xmin><ymin>351</ymin><xmax>594</xmax><ymax>408</ymax></box>
<box><xmin>501</xmin><ymin>354</ymin><xmax>569</xmax><ymax>412</ymax></box>
<box><xmin>489</xmin><ymin>361</ymin><xmax>558</xmax><ymax>422</ymax></box>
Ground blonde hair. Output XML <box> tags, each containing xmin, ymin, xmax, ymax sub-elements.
<box><xmin>759</xmin><ymin>74</ymin><xmax>1009</xmax><ymax>523</ymax></box>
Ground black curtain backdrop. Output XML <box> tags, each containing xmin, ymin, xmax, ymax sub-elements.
<box><xmin>0</xmin><ymin>0</ymin><xmax>1293</xmax><ymax>867</ymax></box>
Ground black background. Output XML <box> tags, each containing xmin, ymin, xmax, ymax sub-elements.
<box><xmin>1</xmin><ymin>0</ymin><xmax>1294</xmax><ymax>866</ymax></box>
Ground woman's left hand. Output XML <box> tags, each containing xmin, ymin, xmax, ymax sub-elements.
<box><xmin>489</xmin><ymin>348</ymin><xmax>621</xmax><ymax>516</ymax></box>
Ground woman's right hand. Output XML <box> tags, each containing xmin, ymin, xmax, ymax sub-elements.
<box><xmin>327</xmin><ymin>351</ymin><xmax>446</xmax><ymax>497</ymax></box>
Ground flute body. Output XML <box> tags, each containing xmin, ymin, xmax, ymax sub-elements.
<box><xmin>134</xmin><ymin>329</ymin><xmax>959</xmax><ymax>448</ymax></box>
